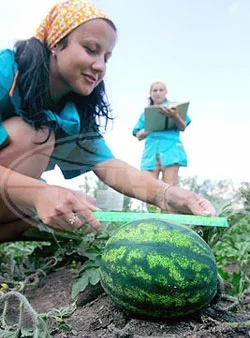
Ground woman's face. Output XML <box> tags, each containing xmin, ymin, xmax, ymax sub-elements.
<box><xmin>50</xmin><ymin>19</ymin><xmax>116</xmax><ymax>100</ymax></box>
<box><xmin>150</xmin><ymin>83</ymin><xmax>167</xmax><ymax>105</ymax></box>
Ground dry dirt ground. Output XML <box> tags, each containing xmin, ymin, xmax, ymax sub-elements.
<box><xmin>18</xmin><ymin>268</ymin><xmax>250</xmax><ymax>338</ymax></box>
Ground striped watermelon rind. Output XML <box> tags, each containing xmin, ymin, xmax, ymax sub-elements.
<box><xmin>99</xmin><ymin>218</ymin><xmax>218</xmax><ymax>319</ymax></box>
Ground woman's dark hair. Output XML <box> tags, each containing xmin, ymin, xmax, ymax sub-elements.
<box><xmin>148</xmin><ymin>97</ymin><xmax>154</xmax><ymax>106</ymax></box>
<box><xmin>13</xmin><ymin>18</ymin><xmax>116</xmax><ymax>141</ymax></box>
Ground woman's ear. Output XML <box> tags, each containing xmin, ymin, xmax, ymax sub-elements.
<box><xmin>51</xmin><ymin>48</ymin><xmax>57</xmax><ymax>57</ymax></box>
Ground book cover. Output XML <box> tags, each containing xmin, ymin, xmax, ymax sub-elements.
<box><xmin>144</xmin><ymin>102</ymin><xmax>189</xmax><ymax>132</ymax></box>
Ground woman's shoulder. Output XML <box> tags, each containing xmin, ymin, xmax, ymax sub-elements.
<box><xmin>0</xmin><ymin>49</ymin><xmax>15</xmax><ymax>66</ymax></box>
<box><xmin>0</xmin><ymin>49</ymin><xmax>17</xmax><ymax>91</ymax></box>
<box><xmin>0</xmin><ymin>49</ymin><xmax>16</xmax><ymax>73</ymax></box>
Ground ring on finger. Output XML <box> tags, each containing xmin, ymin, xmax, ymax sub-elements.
<box><xmin>68</xmin><ymin>213</ymin><xmax>77</xmax><ymax>225</ymax></box>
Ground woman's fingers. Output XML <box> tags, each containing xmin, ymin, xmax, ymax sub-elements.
<box><xmin>161</xmin><ymin>185</ymin><xmax>217</xmax><ymax>216</ymax></box>
<box><xmin>189</xmin><ymin>194</ymin><xmax>217</xmax><ymax>216</ymax></box>
<box><xmin>73</xmin><ymin>205</ymin><xmax>102</xmax><ymax>232</ymax></box>
<box><xmin>35</xmin><ymin>186</ymin><xmax>102</xmax><ymax>232</ymax></box>
<box><xmin>160</xmin><ymin>106</ymin><xmax>170</xmax><ymax>116</ymax></box>
<box><xmin>60</xmin><ymin>204</ymin><xmax>102</xmax><ymax>232</ymax></box>
<box><xmin>66</xmin><ymin>213</ymin><xmax>83</xmax><ymax>230</ymax></box>
<box><xmin>43</xmin><ymin>210</ymin><xmax>101</xmax><ymax>232</ymax></box>
<box><xmin>160</xmin><ymin>106</ymin><xmax>177</xmax><ymax>117</ymax></box>
<box><xmin>59</xmin><ymin>192</ymin><xmax>102</xmax><ymax>232</ymax></box>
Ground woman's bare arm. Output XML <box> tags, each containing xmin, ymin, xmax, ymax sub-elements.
<box><xmin>0</xmin><ymin>165</ymin><xmax>102</xmax><ymax>231</ymax></box>
<box><xmin>93</xmin><ymin>158</ymin><xmax>216</xmax><ymax>216</ymax></box>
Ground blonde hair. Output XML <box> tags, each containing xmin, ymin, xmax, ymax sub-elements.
<box><xmin>149</xmin><ymin>81</ymin><xmax>167</xmax><ymax>93</ymax></box>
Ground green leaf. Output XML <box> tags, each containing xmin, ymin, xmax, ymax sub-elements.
<box><xmin>89</xmin><ymin>269</ymin><xmax>100</xmax><ymax>285</ymax></box>
<box><xmin>71</xmin><ymin>268</ymin><xmax>100</xmax><ymax>299</ymax></box>
<box><xmin>71</xmin><ymin>274</ymin><xmax>89</xmax><ymax>299</ymax></box>
<box><xmin>79</xmin><ymin>259</ymin><xmax>100</xmax><ymax>273</ymax></box>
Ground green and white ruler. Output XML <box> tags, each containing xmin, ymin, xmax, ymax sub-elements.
<box><xmin>94</xmin><ymin>211</ymin><xmax>228</xmax><ymax>227</ymax></box>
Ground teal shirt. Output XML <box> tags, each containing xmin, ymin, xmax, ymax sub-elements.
<box><xmin>132</xmin><ymin>101</ymin><xmax>191</xmax><ymax>170</ymax></box>
<box><xmin>0</xmin><ymin>49</ymin><xmax>114</xmax><ymax>179</ymax></box>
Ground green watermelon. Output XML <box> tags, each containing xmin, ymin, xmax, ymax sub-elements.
<box><xmin>99</xmin><ymin>218</ymin><xmax>218</xmax><ymax>319</ymax></box>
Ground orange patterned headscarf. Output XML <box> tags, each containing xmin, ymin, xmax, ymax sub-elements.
<box><xmin>35</xmin><ymin>0</ymin><xmax>111</xmax><ymax>49</ymax></box>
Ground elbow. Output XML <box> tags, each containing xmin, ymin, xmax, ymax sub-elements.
<box><xmin>132</xmin><ymin>129</ymin><xmax>139</xmax><ymax>137</ymax></box>
<box><xmin>180</xmin><ymin>123</ymin><xmax>187</xmax><ymax>132</ymax></box>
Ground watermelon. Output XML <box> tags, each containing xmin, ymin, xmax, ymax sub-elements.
<box><xmin>99</xmin><ymin>218</ymin><xmax>218</xmax><ymax>319</ymax></box>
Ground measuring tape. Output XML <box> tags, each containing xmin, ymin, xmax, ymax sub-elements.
<box><xmin>94</xmin><ymin>211</ymin><xmax>228</xmax><ymax>227</ymax></box>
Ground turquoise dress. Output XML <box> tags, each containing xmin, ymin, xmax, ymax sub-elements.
<box><xmin>132</xmin><ymin>101</ymin><xmax>191</xmax><ymax>170</ymax></box>
<box><xmin>0</xmin><ymin>49</ymin><xmax>114</xmax><ymax>179</ymax></box>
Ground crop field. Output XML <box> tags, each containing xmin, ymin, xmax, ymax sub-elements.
<box><xmin>0</xmin><ymin>180</ymin><xmax>250</xmax><ymax>337</ymax></box>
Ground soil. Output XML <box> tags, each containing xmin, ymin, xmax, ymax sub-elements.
<box><xmin>18</xmin><ymin>268</ymin><xmax>250</xmax><ymax>337</ymax></box>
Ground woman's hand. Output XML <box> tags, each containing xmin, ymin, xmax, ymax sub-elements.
<box><xmin>160</xmin><ymin>106</ymin><xmax>177</xmax><ymax>118</ymax></box>
<box><xmin>160</xmin><ymin>106</ymin><xmax>187</xmax><ymax>131</ymax></box>
<box><xmin>33</xmin><ymin>185</ymin><xmax>102</xmax><ymax>232</ymax></box>
<box><xmin>136</xmin><ymin>129</ymin><xmax>147</xmax><ymax>140</ymax></box>
<box><xmin>159</xmin><ymin>185</ymin><xmax>217</xmax><ymax>216</ymax></box>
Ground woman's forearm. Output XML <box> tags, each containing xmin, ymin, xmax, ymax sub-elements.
<box><xmin>172</xmin><ymin>113</ymin><xmax>187</xmax><ymax>131</ymax></box>
<box><xmin>93</xmin><ymin>158</ymin><xmax>167</xmax><ymax>205</ymax></box>
<box><xmin>93</xmin><ymin>158</ymin><xmax>216</xmax><ymax>217</ymax></box>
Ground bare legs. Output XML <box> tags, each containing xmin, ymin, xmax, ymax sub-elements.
<box><xmin>0</xmin><ymin>117</ymin><xmax>55</xmax><ymax>242</ymax></box>
<box><xmin>161</xmin><ymin>165</ymin><xmax>180</xmax><ymax>186</ymax></box>
<box><xmin>142</xmin><ymin>157</ymin><xmax>180</xmax><ymax>212</ymax></box>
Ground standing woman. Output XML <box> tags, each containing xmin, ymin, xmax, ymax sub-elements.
<box><xmin>0</xmin><ymin>1</ymin><xmax>216</xmax><ymax>243</ymax></box>
<box><xmin>133</xmin><ymin>81</ymin><xmax>190</xmax><ymax>186</ymax></box>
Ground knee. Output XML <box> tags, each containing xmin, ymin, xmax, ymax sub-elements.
<box><xmin>3</xmin><ymin>116</ymin><xmax>55</xmax><ymax>155</ymax></box>
<box><xmin>1</xmin><ymin>117</ymin><xmax>55</xmax><ymax>177</ymax></box>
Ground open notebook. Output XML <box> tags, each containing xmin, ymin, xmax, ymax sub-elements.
<box><xmin>144</xmin><ymin>102</ymin><xmax>189</xmax><ymax>132</ymax></box>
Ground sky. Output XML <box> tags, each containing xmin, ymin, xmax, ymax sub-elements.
<box><xmin>0</xmin><ymin>0</ymin><xmax>249</xmax><ymax>189</ymax></box>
